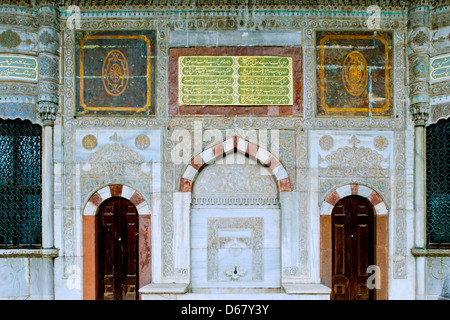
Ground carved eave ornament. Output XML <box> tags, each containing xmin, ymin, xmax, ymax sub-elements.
<box><xmin>1</xmin><ymin>0</ymin><xmax>448</xmax><ymax>9</ymax></box>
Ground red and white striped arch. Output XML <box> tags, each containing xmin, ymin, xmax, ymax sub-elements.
<box><xmin>320</xmin><ymin>184</ymin><xmax>388</xmax><ymax>215</ymax></box>
<box><xmin>82</xmin><ymin>184</ymin><xmax>150</xmax><ymax>216</ymax></box>
<box><xmin>179</xmin><ymin>136</ymin><xmax>292</xmax><ymax>193</ymax></box>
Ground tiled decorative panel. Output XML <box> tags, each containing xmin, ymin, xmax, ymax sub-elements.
<box><xmin>75</xmin><ymin>30</ymin><xmax>156</xmax><ymax>116</ymax></box>
<box><xmin>178</xmin><ymin>56</ymin><xmax>293</xmax><ymax>106</ymax></box>
<box><xmin>316</xmin><ymin>31</ymin><xmax>393</xmax><ymax>117</ymax></box>
<box><xmin>169</xmin><ymin>47</ymin><xmax>302</xmax><ymax>116</ymax></box>
<box><xmin>0</xmin><ymin>55</ymin><xmax>37</xmax><ymax>82</ymax></box>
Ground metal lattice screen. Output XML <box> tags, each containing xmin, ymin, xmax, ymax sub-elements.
<box><xmin>426</xmin><ymin>118</ymin><xmax>450</xmax><ymax>249</ymax></box>
<box><xmin>0</xmin><ymin>119</ymin><xmax>42</xmax><ymax>249</ymax></box>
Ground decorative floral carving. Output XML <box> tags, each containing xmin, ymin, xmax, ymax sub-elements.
<box><xmin>320</xmin><ymin>135</ymin><xmax>387</xmax><ymax>177</ymax></box>
<box><xmin>39</xmin><ymin>30</ymin><xmax>59</xmax><ymax>46</ymax></box>
<box><xmin>87</xmin><ymin>143</ymin><xmax>144</xmax><ymax>176</ymax></box>
<box><xmin>0</xmin><ymin>30</ymin><xmax>21</xmax><ymax>48</ymax></box>
<box><xmin>39</xmin><ymin>55</ymin><xmax>58</xmax><ymax>78</ymax></box>
<box><xmin>192</xmin><ymin>160</ymin><xmax>278</xmax><ymax>198</ymax></box>
<box><xmin>412</xmin><ymin>30</ymin><xmax>428</xmax><ymax>47</ymax></box>
<box><xmin>207</xmin><ymin>217</ymin><xmax>264</xmax><ymax>282</ymax></box>
<box><xmin>319</xmin><ymin>135</ymin><xmax>334</xmax><ymax>151</ymax></box>
<box><xmin>85</xmin><ymin>134</ymin><xmax>150</xmax><ymax>177</ymax></box>
<box><xmin>428</xmin><ymin>257</ymin><xmax>450</xmax><ymax>280</ymax></box>
<box><xmin>191</xmin><ymin>196</ymin><xmax>279</xmax><ymax>208</ymax></box>
<box><xmin>373</xmin><ymin>136</ymin><xmax>389</xmax><ymax>151</ymax></box>
<box><xmin>135</xmin><ymin>134</ymin><xmax>151</xmax><ymax>150</ymax></box>
<box><xmin>412</xmin><ymin>57</ymin><xmax>428</xmax><ymax>78</ymax></box>
<box><xmin>82</xmin><ymin>135</ymin><xmax>97</xmax><ymax>150</ymax></box>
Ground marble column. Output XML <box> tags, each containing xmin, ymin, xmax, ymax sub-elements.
<box><xmin>407</xmin><ymin>4</ymin><xmax>431</xmax><ymax>300</ymax></box>
<box><xmin>37</xmin><ymin>1</ymin><xmax>60</xmax><ymax>299</ymax></box>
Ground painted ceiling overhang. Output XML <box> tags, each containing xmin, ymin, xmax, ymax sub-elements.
<box><xmin>1</xmin><ymin>0</ymin><xmax>448</xmax><ymax>9</ymax></box>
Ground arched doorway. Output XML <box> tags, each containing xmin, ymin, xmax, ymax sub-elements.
<box><xmin>97</xmin><ymin>197</ymin><xmax>139</xmax><ymax>300</ymax></box>
<box><xmin>320</xmin><ymin>184</ymin><xmax>388</xmax><ymax>300</ymax></box>
<box><xmin>331</xmin><ymin>195</ymin><xmax>375</xmax><ymax>300</ymax></box>
<box><xmin>82</xmin><ymin>184</ymin><xmax>152</xmax><ymax>300</ymax></box>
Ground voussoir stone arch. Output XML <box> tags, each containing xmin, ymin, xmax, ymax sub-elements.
<box><xmin>319</xmin><ymin>183</ymin><xmax>388</xmax><ymax>216</ymax></box>
<box><xmin>82</xmin><ymin>184</ymin><xmax>150</xmax><ymax>216</ymax></box>
<box><xmin>179</xmin><ymin>136</ymin><xmax>292</xmax><ymax>193</ymax></box>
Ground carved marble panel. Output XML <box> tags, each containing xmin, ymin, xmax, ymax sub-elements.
<box><xmin>426</xmin><ymin>257</ymin><xmax>450</xmax><ymax>297</ymax></box>
<box><xmin>0</xmin><ymin>258</ymin><xmax>28</xmax><ymax>298</ymax></box>
<box><xmin>311</xmin><ymin>131</ymin><xmax>393</xmax><ymax>205</ymax></box>
<box><xmin>75</xmin><ymin>128</ymin><xmax>161</xmax><ymax>204</ymax></box>
<box><xmin>192</xmin><ymin>153</ymin><xmax>278</xmax><ymax>204</ymax></box>
<box><xmin>191</xmin><ymin>209</ymin><xmax>280</xmax><ymax>289</ymax></box>
<box><xmin>431</xmin><ymin>26</ymin><xmax>450</xmax><ymax>54</ymax></box>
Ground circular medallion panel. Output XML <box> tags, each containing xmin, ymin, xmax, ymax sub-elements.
<box><xmin>342</xmin><ymin>51</ymin><xmax>369</xmax><ymax>97</ymax></box>
<box><xmin>102</xmin><ymin>50</ymin><xmax>129</xmax><ymax>96</ymax></box>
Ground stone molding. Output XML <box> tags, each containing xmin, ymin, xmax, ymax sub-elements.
<box><xmin>191</xmin><ymin>196</ymin><xmax>279</xmax><ymax>208</ymax></box>
<box><xmin>411</xmin><ymin>248</ymin><xmax>450</xmax><ymax>257</ymax></box>
<box><xmin>0</xmin><ymin>248</ymin><xmax>59</xmax><ymax>258</ymax></box>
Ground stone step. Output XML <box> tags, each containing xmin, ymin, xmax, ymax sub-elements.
<box><xmin>140</xmin><ymin>283</ymin><xmax>331</xmax><ymax>300</ymax></box>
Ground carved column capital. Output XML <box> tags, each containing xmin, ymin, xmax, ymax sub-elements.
<box><xmin>410</xmin><ymin>102</ymin><xmax>430</xmax><ymax>126</ymax></box>
<box><xmin>38</xmin><ymin>100</ymin><xmax>58</xmax><ymax>126</ymax></box>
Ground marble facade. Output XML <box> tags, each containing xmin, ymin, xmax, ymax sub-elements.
<box><xmin>0</xmin><ymin>0</ymin><xmax>449</xmax><ymax>300</ymax></box>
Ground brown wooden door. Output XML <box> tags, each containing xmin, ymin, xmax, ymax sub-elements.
<box><xmin>97</xmin><ymin>197</ymin><xmax>139</xmax><ymax>300</ymax></box>
<box><xmin>331</xmin><ymin>196</ymin><xmax>375</xmax><ymax>300</ymax></box>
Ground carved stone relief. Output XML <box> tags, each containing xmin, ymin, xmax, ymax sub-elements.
<box><xmin>318</xmin><ymin>134</ymin><xmax>390</xmax><ymax>178</ymax></box>
<box><xmin>311</xmin><ymin>131</ymin><xmax>393</xmax><ymax>209</ymax></box>
<box><xmin>75</xmin><ymin>129</ymin><xmax>160</xmax><ymax>205</ymax></box>
<box><xmin>56</xmin><ymin>7</ymin><xmax>408</xmax><ymax>284</ymax></box>
<box><xmin>192</xmin><ymin>153</ymin><xmax>278</xmax><ymax>208</ymax></box>
<box><xmin>191</xmin><ymin>209</ymin><xmax>281</xmax><ymax>289</ymax></box>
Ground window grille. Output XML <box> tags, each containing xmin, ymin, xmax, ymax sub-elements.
<box><xmin>426</xmin><ymin>118</ymin><xmax>450</xmax><ymax>249</ymax></box>
<box><xmin>0</xmin><ymin>119</ymin><xmax>42</xmax><ymax>249</ymax></box>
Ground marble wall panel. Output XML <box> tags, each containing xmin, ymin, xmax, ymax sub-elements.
<box><xmin>191</xmin><ymin>208</ymin><xmax>280</xmax><ymax>289</ymax></box>
<box><xmin>316</xmin><ymin>31</ymin><xmax>394</xmax><ymax>117</ymax></box>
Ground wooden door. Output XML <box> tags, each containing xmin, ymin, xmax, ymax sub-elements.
<box><xmin>331</xmin><ymin>196</ymin><xmax>375</xmax><ymax>300</ymax></box>
<box><xmin>97</xmin><ymin>197</ymin><xmax>139</xmax><ymax>300</ymax></box>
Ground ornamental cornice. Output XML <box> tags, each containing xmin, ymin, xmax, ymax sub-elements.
<box><xmin>1</xmin><ymin>0</ymin><xmax>448</xmax><ymax>10</ymax></box>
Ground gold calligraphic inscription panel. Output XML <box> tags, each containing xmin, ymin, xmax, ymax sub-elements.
<box><xmin>178</xmin><ymin>56</ymin><xmax>293</xmax><ymax>106</ymax></box>
<box><xmin>0</xmin><ymin>55</ymin><xmax>37</xmax><ymax>82</ymax></box>
<box><xmin>316</xmin><ymin>31</ymin><xmax>393</xmax><ymax>117</ymax></box>
<box><xmin>431</xmin><ymin>54</ymin><xmax>450</xmax><ymax>82</ymax></box>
